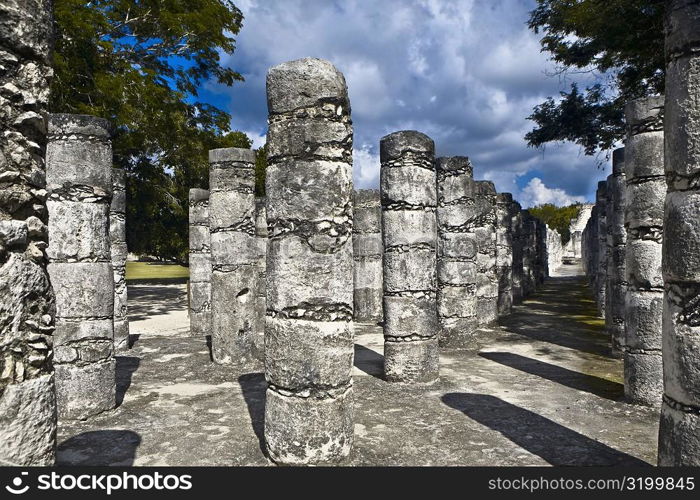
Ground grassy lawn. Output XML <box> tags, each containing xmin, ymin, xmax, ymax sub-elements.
<box><xmin>126</xmin><ymin>261</ymin><xmax>189</xmax><ymax>282</ymax></box>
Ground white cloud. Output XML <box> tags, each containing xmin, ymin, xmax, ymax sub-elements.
<box><xmin>518</xmin><ymin>177</ymin><xmax>586</xmax><ymax>208</ymax></box>
<box><xmin>213</xmin><ymin>0</ymin><xmax>611</xmax><ymax>204</ymax></box>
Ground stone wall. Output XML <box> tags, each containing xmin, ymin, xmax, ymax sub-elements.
<box><xmin>46</xmin><ymin>114</ymin><xmax>116</xmax><ymax>420</ymax></box>
<box><xmin>0</xmin><ymin>0</ymin><xmax>56</xmax><ymax>466</ymax></box>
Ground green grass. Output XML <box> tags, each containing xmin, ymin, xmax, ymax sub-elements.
<box><xmin>126</xmin><ymin>261</ymin><xmax>189</xmax><ymax>282</ymax></box>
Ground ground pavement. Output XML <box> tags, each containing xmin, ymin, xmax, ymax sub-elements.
<box><xmin>57</xmin><ymin>262</ymin><xmax>659</xmax><ymax>466</ymax></box>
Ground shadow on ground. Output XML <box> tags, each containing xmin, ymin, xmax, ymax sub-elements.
<box><xmin>441</xmin><ymin>393</ymin><xmax>650</xmax><ymax>466</ymax></box>
<box><xmin>115</xmin><ymin>356</ymin><xmax>140</xmax><ymax>406</ymax></box>
<box><xmin>238</xmin><ymin>373</ymin><xmax>267</xmax><ymax>457</ymax></box>
<box><xmin>499</xmin><ymin>273</ymin><xmax>612</xmax><ymax>358</ymax></box>
<box><xmin>127</xmin><ymin>285</ymin><xmax>187</xmax><ymax>322</ymax></box>
<box><xmin>354</xmin><ymin>344</ymin><xmax>384</xmax><ymax>379</ymax></box>
<box><xmin>57</xmin><ymin>430</ymin><xmax>142</xmax><ymax>466</ymax></box>
<box><xmin>479</xmin><ymin>352</ymin><xmax>623</xmax><ymax>401</ymax></box>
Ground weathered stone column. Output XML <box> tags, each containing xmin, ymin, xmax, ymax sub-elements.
<box><xmin>353</xmin><ymin>189</ymin><xmax>383</xmax><ymax>323</ymax></box>
<box><xmin>595</xmin><ymin>181</ymin><xmax>608</xmax><ymax>315</ymax></box>
<box><xmin>264</xmin><ymin>58</ymin><xmax>354</xmax><ymax>464</ymax></box>
<box><xmin>46</xmin><ymin>114</ymin><xmax>116</xmax><ymax>420</ymax></box>
<box><xmin>380</xmin><ymin>131</ymin><xmax>438</xmax><ymax>382</ymax></box>
<box><xmin>510</xmin><ymin>201</ymin><xmax>524</xmax><ymax>303</ymax></box>
<box><xmin>521</xmin><ymin>211</ymin><xmax>536</xmax><ymax>297</ymax></box>
<box><xmin>0</xmin><ymin>0</ymin><xmax>56</xmax><ymax>465</ymax></box>
<box><xmin>209</xmin><ymin>148</ymin><xmax>258</xmax><ymax>364</ymax></box>
<box><xmin>546</xmin><ymin>226</ymin><xmax>563</xmax><ymax>275</ymax></box>
<box><xmin>188</xmin><ymin>188</ymin><xmax>211</xmax><ymax>337</ymax></box>
<box><xmin>622</xmin><ymin>96</ymin><xmax>665</xmax><ymax>406</ymax></box>
<box><xmin>253</xmin><ymin>197</ymin><xmax>267</xmax><ymax>355</ymax></box>
<box><xmin>475</xmin><ymin>181</ymin><xmax>498</xmax><ymax>324</ymax></box>
<box><xmin>496</xmin><ymin>193</ymin><xmax>514</xmax><ymax>316</ymax></box>
<box><xmin>606</xmin><ymin>148</ymin><xmax>627</xmax><ymax>358</ymax></box>
<box><xmin>436</xmin><ymin>156</ymin><xmax>478</xmax><ymax>347</ymax></box>
<box><xmin>535</xmin><ymin>218</ymin><xmax>548</xmax><ymax>285</ymax></box>
<box><xmin>659</xmin><ymin>0</ymin><xmax>700</xmax><ymax>466</ymax></box>
<box><xmin>111</xmin><ymin>169</ymin><xmax>129</xmax><ymax>350</ymax></box>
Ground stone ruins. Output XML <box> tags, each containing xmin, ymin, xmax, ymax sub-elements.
<box><xmin>1</xmin><ymin>0</ymin><xmax>699</xmax><ymax>468</ymax></box>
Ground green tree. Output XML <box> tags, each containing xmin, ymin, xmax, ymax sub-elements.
<box><xmin>529</xmin><ymin>203</ymin><xmax>583</xmax><ymax>246</ymax></box>
<box><xmin>525</xmin><ymin>0</ymin><xmax>665</xmax><ymax>156</ymax></box>
<box><xmin>50</xmin><ymin>0</ymin><xmax>251</xmax><ymax>264</ymax></box>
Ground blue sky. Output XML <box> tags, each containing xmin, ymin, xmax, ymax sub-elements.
<box><xmin>200</xmin><ymin>0</ymin><xmax>614</xmax><ymax>207</ymax></box>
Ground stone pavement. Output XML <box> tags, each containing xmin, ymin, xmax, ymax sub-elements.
<box><xmin>56</xmin><ymin>262</ymin><xmax>658</xmax><ymax>466</ymax></box>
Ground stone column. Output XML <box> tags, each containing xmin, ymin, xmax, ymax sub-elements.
<box><xmin>46</xmin><ymin>114</ymin><xmax>116</xmax><ymax>420</ymax></box>
<box><xmin>353</xmin><ymin>189</ymin><xmax>383</xmax><ymax>323</ymax></box>
<box><xmin>496</xmin><ymin>193</ymin><xmax>514</xmax><ymax>316</ymax></box>
<box><xmin>188</xmin><ymin>188</ymin><xmax>211</xmax><ymax>337</ymax></box>
<box><xmin>475</xmin><ymin>181</ymin><xmax>498</xmax><ymax>324</ymax></box>
<box><xmin>535</xmin><ymin>219</ymin><xmax>548</xmax><ymax>285</ymax></box>
<box><xmin>622</xmin><ymin>96</ymin><xmax>665</xmax><ymax>406</ymax></box>
<box><xmin>0</xmin><ymin>0</ymin><xmax>56</xmax><ymax>466</ymax></box>
<box><xmin>606</xmin><ymin>148</ymin><xmax>627</xmax><ymax>358</ymax></box>
<box><xmin>209</xmin><ymin>148</ymin><xmax>258</xmax><ymax>364</ymax></box>
<box><xmin>264</xmin><ymin>58</ymin><xmax>354</xmax><ymax>464</ymax></box>
<box><xmin>521</xmin><ymin>211</ymin><xmax>536</xmax><ymax>297</ymax></box>
<box><xmin>380</xmin><ymin>131</ymin><xmax>438</xmax><ymax>382</ymax></box>
<box><xmin>436</xmin><ymin>156</ymin><xmax>478</xmax><ymax>347</ymax></box>
<box><xmin>111</xmin><ymin>169</ymin><xmax>129</xmax><ymax>350</ymax></box>
<box><xmin>659</xmin><ymin>0</ymin><xmax>700</xmax><ymax>466</ymax></box>
<box><xmin>595</xmin><ymin>181</ymin><xmax>608</xmax><ymax>315</ymax></box>
<box><xmin>253</xmin><ymin>197</ymin><xmax>267</xmax><ymax>355</ymax></box>
<box><xmin>510</xmin><ymin>201</ymin><xmax>524</xmax><ymax>303</ymax></box>
<box><xmin>546</xmin><ymin>226</ymin><xmax>563</xmax><ymax>275</ymax></box>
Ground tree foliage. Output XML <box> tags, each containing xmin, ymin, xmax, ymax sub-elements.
<box><xmin>50</xmin><ymin>0</ymin><xmax>251</xmax><ymax>263</ymax></box>
<box><xmin>529</xmin><ymin>203</ymin><xmax>582</xmax><ymax>246</ymax></box>
<box><xmin>525</xmin><ymin>0</ymin><xmax>665</xmax><ymax>155</ymax></box>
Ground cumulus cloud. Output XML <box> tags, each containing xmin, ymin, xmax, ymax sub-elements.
<box><xmin>519</xmin><ymin>177</ymin><xmax>587</xmax><ymax>208</ymax></box>
<box><xmin>212</xmin><ymin>0</ymin><xmax>611</xmax><ymax>202</ymax></box>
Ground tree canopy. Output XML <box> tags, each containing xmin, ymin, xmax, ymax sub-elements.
<box><xmin>525</xmin><ymin>0</ymin><xmax>665</xmax><ymax>156</ymax></box>
<box><xmin>51</xmin><ymin>0</ymin><xmax>252</xmax><ymax>263</ymax></box>
<box><xmin>529</xmin><ymin>203</ymin><xmax>583</xmax><ymax>246</ymax></box>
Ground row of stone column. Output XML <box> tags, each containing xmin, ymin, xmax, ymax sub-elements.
<box><xmin>579</xmin><ymin>0</ymin><xmax>700</xmax><ymax>464</ymax></box>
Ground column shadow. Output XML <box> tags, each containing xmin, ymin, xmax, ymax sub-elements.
<box><xmin>354</xmin><ymin>344</ymin><xmax>384</xmax><ymax>379</ymax></box>
<box><xmin>115</xmin><ymin>356</ymin><xmax>140</xmax><ymax>406</ymax></box>
<box><xmin>441</xmin><ymin>393</ymin><xmax>650</xmax><ymax>466</ymax></box>
<box><xmin>479</xmin><ymin>352</ymin><xmax>623</xmax><ymax>401</ymax></box>
<box><xmin>237</xmin><ymin>372</ymin><xmax>268</xmax><ymax>457</ymax></box>
<box><xmin>57</xmin><ymin>430</ymin><xmax>141</xmax><ymax>466</ymax></box>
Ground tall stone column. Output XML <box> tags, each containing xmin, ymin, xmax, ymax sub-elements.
<box><xmin>46</xmin><ymin>114</ymin><xmax>116</xmax><ymax>420</ymax></box>
<box><xmin>209</xmin><ymin>148</ymin><xmax>258</xmax><ymax>364</ymax></box>
<box><xmin>380</xmin><ymin>131</ymin><xmax>438</xmax><ymax>382</ymax></box>
<box><xmin>264</xmin><ymin>58</ymin><xmax>354</xmax><ymax>464</ymax></box>
<box><xmin>0</xmin><ymin>0</ymin><xmax>56</xmax><ymax>466</ymax></box>
<box><xmin>353</xmin><ymin>189</ymin><xmax>383</xmax><ymax>323</ymax></box>
<box><xmin>535</xmin><ymin>218</ymin><xmax>548</xmax><ymax>285</ymax></box>
<box><xmin>659</xmin><ymin>0</ymin><xmax>700</xmax><ymax>466</ymax></box>
<box><xmin>475</xmin><ymin>181</ymin><xmax>498</xmax><ymax>324</ymax></box>
<box><xmin>606</xmin><ymin>148</ymin><xmax>627</xmax><ymax>358</ymax></box>
<box><xmin>496</xmin><ymin>193</ymin><xmax>514</xmax><ymax>316</ymax></box>
<box><xmin>622</xmin><ymin>96</ymin><xmax>665</xmax><ymax>406</ymax></box>
<box><xmin>436</xmin><ymin>156</ymin><xmax>478</xmax><ymax>347</ymax></box>
<box><xmin>111</xmin><ymin>169</ymin><xmax>129</xmax><ymax>350</ymax></box>
<box><xmin>510</xmin><ymin>201</ymin><xmax>524</xmax><ymax>303</ymax></box>
<box><xmin>188</xmin><ymin>188</ymin><xmax>211</xmax><ymax>337</ymax></box>
<box><xmin>253</xmin><ymin>197</ymin><xmax>267</xmax><ymax>355</ymax></box>
<box><xmin>595</xmin><ymin>181</ymin><xmax>608</xmax><ymax>315</ymax></box>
